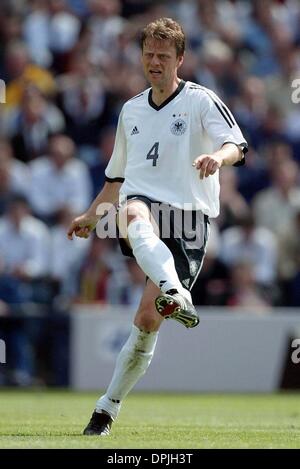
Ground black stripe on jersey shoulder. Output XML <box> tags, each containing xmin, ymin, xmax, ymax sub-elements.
<box><xmin>189</xmin><ymin>84</ymin><xmax>236</xmax><ymax>129</ymax></box>
<box><xmin>128</xmin><ymin>92</ymin><xmax>144</xmax><ymax>101</ymax></box>
<box><xmin>148</xmin><ymin>80</ymin><xmax>186</xmax><ymax>111</ymax></box>
<box><xmin>213</xmin><ymin>101</ymin><xmax>234</xmax><ymax>128</ymax></box>
<box><xmin>219</xmin><ymin>103</ymin><xmax>235</xmax><ymax>127</ymax></box>
<box><xmin>202</xmin><ymin>88</ymin><xmax>235</xmax><ymax>128</ymax></box>
<box><xmin>105</xmin><ymin>176</ymin><xmax>125</xmax><ymax>183</ymax></box>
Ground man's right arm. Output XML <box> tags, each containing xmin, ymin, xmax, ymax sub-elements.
<box><xmin>68</xmin><ymin>107</ymin><xmax>127</xmax><ymax>240</ymax></box>
<box><xmin>67</xmin><ymin>181</ymin><xmax>122</xmax><ymax>240</ymax></box>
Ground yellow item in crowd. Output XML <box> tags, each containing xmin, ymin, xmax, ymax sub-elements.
<box><xmin>5</xmin><ymin>64</ymin><xmax>56</xmax><ymax>108</ymax></box>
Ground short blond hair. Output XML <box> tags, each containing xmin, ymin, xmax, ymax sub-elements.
<box><xmin>141</xmin><ymin>18</ymin><xmax>185</xmax><ymax>57</ymax></box>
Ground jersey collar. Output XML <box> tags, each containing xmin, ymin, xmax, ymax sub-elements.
<box><xmin>148</xmin><ymin>80</ymin><xmax>186</xmax><ymax>111</ymax></box>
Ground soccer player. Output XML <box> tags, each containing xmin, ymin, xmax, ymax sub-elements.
<box><xmin>67</xmin><ymin>18</ymin><xmax>247</xmax><ymax>436</ymax></box>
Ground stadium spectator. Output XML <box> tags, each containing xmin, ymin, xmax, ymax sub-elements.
<box><xmin>236</xmin><ymin>140</ymin><xmax>294</xmax><ymax>203</ymax></box>
<box><xmin>0</xmin><ymin>139</ymin><xmax>29</xmax><ymax>214</ymax></box>
<box><xmin>252</xmin><ymin>158</ymin><xmax>300</xmax><ymax>236</ymax></box>
<box><xmin>89</xmin><ymin>127</ymin><xmax>117</xmax><ymax>198</ymax></box>
<box><xmin>56</xmin><ymin>52</ymin><xmax>115</xmax><ymax>147</ymax></box>
<box><xmin>0</xmin><ymin>10</ymin><xmax>23</xmax><ymax>49</ymax></box>
<box><xmin>241</xmin><ymin>0</ymin><xmax>282</xmax><ymax>77</ymax></box>
<box><xmin>227</xmin><ymin>260</ymin><xmax>272</xmax><ymax>311</ymax></box>
<box><xmin>196</xmin><ymin>38</ymin><xmax>238</xmax><ymax>98</ymax></box>
<box><xmin>0</xmin><ymin>193</ymin><xmax>53</xmax><ymax>387</ymax></box>
<box><xmin>265</xmin><ymin>140</ymin><xmax>295</xmax><ymax>168</ymax></box>
<box><xmin>4</xmin><ymin>84</ymin><xmax>65</xmax><ymax>162</ymax></box>
<box><xmin>236</xmin><ymin>148</ymin><xmax>270</xmax><ymax>203</ymax></box>
<box><xmin>277</xmin><ymin>201</ymin><xmax>300</xmax><ymax>306</ymax></box>
<box><xmin>220</xmin><ymin>210</ymin><xmax>278</xmax><ymax>300</ymax></box>
<box><xmin>48</xmin><ymin>0</ymin><xmax>81</xmax><ymax>74</ymax></box>
<box><xmin>233</xmin><ymin>76</ymin><xmax>268</xmax><ymax>150</ymax></box>
<box><xmin>78</xmin><ymin>234</ymin><xmax>128</xmax><ymax>305</ymax></box>
<box><xmin>13</xmin><ymin>0</ymin><xmax>81</xmax><ymax>73</ymax></box>
<box><xmin>23</xmin><ymin>0</ymin><xmax>52</xmax><ymax>68</ymax></box>
<box><xmin>50</xmin><ymin>206</ymin><xmax>91</xmax><ymax>299</ymax></box>
<box><xmin>3</xmin><ymin>40</ymin><xmax>56</xmax><ymax>109</ymax></box>
<box><xmin>28</xmin><ymin>134</ymin><xmax>92</xmax><ymax>223</ymax></box>
<box><xmin>87</xmin><ymin>0</ymin><xmax>126</xmax><ymax>67</ymax></box>
<box><xmin>0</xmin><ymin>194</ymin><xmax>50</xmax><ymax>304</ymax></box>
<box><xmin>192</xmin><ymin>219</ymin><xmax>230</xmax><ymax>306</ymax></box>
<box><xmin>217</xmin><ymin>165</ymin><xmax>249</xmax><ymax>231</ymax></box>
<box><xmin>122</xmin><ymin>259</ymin><xmax>145</xmax><ymax>308</ymax></box>
<box><xmin>78</xmin><ymin>237</ymin><xmax>112</xmax><ymax>303</ymax></box>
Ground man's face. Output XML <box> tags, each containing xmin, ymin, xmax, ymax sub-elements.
<box><xmin>49</xmin><ymin>137</ymin><xmax>72</xmax><ymax>169</ymax></box>
<box><xmin>9</xmin><ymin>201</ymin><xmax>28</xmax><ymax>226</ymax></box>
<box><xmin>142</xmin><ymin>38</ymin><xmax>183</xmax><ymax>88</ymax></box>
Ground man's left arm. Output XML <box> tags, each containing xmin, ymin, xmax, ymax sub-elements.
<box><xmin>194</xmin><ymin>88</ymin><xmax>248</xmax><ymax>179</ymax></box>
<box><xmin>193</xmin><ymin>143</ymin><xmax>244</xmax><ymax>180</ymax></box>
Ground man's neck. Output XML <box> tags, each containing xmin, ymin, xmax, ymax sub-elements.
<box><xmin>151</xmin><ymin>78</ymin><xmax>181</xmax><ymax>106</ymax></box>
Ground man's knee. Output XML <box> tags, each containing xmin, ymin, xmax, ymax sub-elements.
<box><xmin>127</xmin><ymin>204</ymin><xmax>149</xmax><ymax>225</ymax></box>
<box><xmin>118</xmin><ymin>201</ymin><xmax>150</xmax><ymax>232</ymax></box>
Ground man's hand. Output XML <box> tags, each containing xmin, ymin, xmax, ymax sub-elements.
<box><xmin>67</xmin><ymin>213</ymin><xmax>99</xmax><ymax>240</ymax></box>
<box><xmin>193</xmin><ymin>154</ymin><xmax>223</xmax><ymax>180</ymax></box>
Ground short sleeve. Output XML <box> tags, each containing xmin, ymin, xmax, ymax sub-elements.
<box><xmin>199</xmin><ymin>89</ymin><xmax>248</xmax><ymax>165</ymax></box>
<box><xmin>105</xmin><ymin>109</ymin><xmax>127</xmax><ymax>182</ymax></box>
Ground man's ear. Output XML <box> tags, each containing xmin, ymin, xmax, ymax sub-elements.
<box><xmin>177</xmin><ymin>54</ymin><xmax>184</xmax><ymax>69</ymax></box>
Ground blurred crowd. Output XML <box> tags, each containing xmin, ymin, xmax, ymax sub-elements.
<box><xmin>1</xmin><ymin>0</ymin><xmax>300</xmax><ymax>317</ymax></box>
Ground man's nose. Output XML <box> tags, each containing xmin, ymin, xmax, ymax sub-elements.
<box><xmin>150</xmin><ymin>55</ymin><xmax>160</xmax><ymax>67</ymax></box>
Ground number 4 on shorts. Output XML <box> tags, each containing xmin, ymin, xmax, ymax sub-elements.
<box><xmin>146</xmin><ymin>142</ymin><xmax>159</xmax><ymax>167</ymax></box>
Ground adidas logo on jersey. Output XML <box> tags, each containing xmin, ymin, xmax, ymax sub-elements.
<box><xmin>131</xmin><ymin>126</ymin><xmax>139</xmax><ymax>135</ymax></box>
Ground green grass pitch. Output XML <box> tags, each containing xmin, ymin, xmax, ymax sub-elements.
<box><xmin>0</xmin><ymin>390</ymin><xmax>299</xmax><ymax>448</ymax></box>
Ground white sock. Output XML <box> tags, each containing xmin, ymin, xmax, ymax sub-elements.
<box><xmin>96</xmin><ymin>325</ymin><xmax>158</xmax><ymax>420</ymax></box>
<box><xmin>127</xmin><ymin>219</ymin><xmax>190</xmax><ymax>300</ymax></box>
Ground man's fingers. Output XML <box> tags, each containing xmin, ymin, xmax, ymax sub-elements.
<box><xmin>205</xmin><ymin>160</ymin><xmax>218</xmax><ymax>177</ymax></box>
<box><xmin>75</xmin><ymin>226</ymin><xmax>90</xmax><ymax>238</ymax></box>
<box><xmin>67</xmin><ymin>223</ymin><xmax>76</xmax><ymax>240</ymax></box>
<box><xmin>194</xmin><ymin>156</ymin><xmax>210</xmax><ymax>177</ymax></box>
<box><xmin>193</xmin><ymin>155</ymin><xmax>207</xmax><ymax>169</ymax></box>
<box><xmin>193</xmin><ymin>156</ymin><xmax>220</xmax><ymax>179</ymax></box>
<box><xmin>67</xmin><ymin>214</ymin><xmax>98</xmax><ymax>240</ymax></box>
<box><xmin>196</xmin><ymin>159</ymin><xmax>205</xmax><ymax>170</ymax></box>
<box><xmin>199</xmin><ymin>157</ymin><xmax>209</xmax><ymax>179</ymax></box>
<box><xmin>67</xmin><ymin>221</ymin><xmax>90</xmax><ymax>240</ymax></box>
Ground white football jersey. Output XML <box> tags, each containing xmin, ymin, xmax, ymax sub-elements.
<box><xmin>105</xmin><ymin>80</ymin><xmax>247</xmax><ymax>217</ymax></box>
